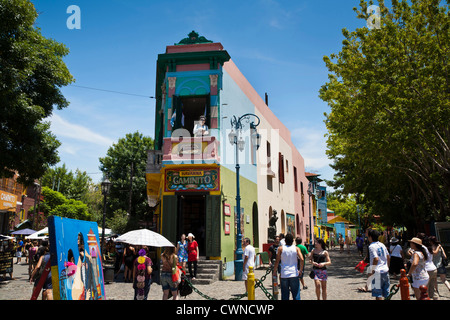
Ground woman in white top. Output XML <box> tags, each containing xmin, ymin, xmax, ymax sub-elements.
<box><xmin>389</xmin><ymin>237</ymin><xmax>404</xmax><ymax>279</ymax></box>
<box><xmin>418</xmin><ymin>233</ymin><xmax>438</xmax><ymax>299</ymax></box>
<box><xmin>407</xmin><ymin>237</ymin><xmax>430</xmax><ymax>300</ymax></box>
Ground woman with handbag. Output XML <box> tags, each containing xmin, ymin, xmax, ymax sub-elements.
<box><xmin>430</xmin><ymin>236</ymin><xmax>450</xmax><ymax>292</ymax></box>
<box><xmin>160</xmin><ymin>246</ymin><xmax>179</xmax><ymax>300</ymax></box>
<box><xmin>309</xmin><ymin>238</ymin><xmax>331</xmax><ymax>300</ymax></box>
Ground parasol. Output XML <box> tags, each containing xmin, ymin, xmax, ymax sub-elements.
<box><xmin>115</xmin><ymin>229</ymin><xmax>174</xmax><ymax>247</ymax></box>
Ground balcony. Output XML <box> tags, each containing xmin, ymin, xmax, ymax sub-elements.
<box><xmin>162</xmin><ymin>136</ymin><xmax>220</xmax><ymax>164</ymax></box>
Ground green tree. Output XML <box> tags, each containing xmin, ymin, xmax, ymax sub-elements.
<box><xmin>99</xmin><ymin>131</ymin><xmax>154</xmax><ymax>231</ymax></box>
<box><xmin>319</xmin><ymin>0</ymin><xmax>449</xmax><ymax>233</ymax></box>
<box><xmin>40</xmin><ymin>164</ymin><xmax>92</xmax><ymax>201</ymax></box>
<box><xmin>0</xmin><ymin>0</ymin><xmax>74</xmax><ymax>184</ymax></box>
<box><xmin>28</xmin><ymin>187</ymin><xmax>93</xmax><ymax>225</ymax></box>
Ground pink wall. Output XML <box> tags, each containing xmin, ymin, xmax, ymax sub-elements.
<box><xmin>223</xmin><ymin>59</ymin><xmax>310</xmax><ymax>238</ymax></box>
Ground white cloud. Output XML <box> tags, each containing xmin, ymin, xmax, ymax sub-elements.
<box><xmin>48</xmin><ymin>114</ymin><xmax>114</xmax><ymax>147</ymax></box>
<box><xmin>291</xmin><ymin>126</ymin><xmax>331</xmax><ymax>170</ymax></box>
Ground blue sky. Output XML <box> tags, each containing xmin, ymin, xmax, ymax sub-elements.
<box><xmin>32</xmin><ymin>0</ymin><xmax>372</xmax><ymax>186</ymax></box>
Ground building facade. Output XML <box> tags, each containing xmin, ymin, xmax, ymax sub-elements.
<box><xmin>146</xmin><ymin>31</ymin><xmax>312</xmax><ymax>278</ymax></box>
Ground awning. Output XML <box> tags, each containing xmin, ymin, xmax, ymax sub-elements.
<box><xmin>327</xmin><ymin>216</ymin><xmax>355</xmax><ymax>225</ymax></box>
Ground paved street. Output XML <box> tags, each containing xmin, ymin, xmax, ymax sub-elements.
<box><xmin>1</xmin><ymin>245</ymin><xmax>449</xmax><ymax>301</ymax></box>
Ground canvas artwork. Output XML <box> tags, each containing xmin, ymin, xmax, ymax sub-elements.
<box><xmin>48</xmin><ymin>216</ymin><xmax>105</xmax><ymax>300</ymax></box>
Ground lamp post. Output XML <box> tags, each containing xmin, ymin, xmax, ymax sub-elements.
<box><xmin>101</xmin><ymin>177</ymin><xmax>111</xmax><ymax>259</ymax></box>
<box><xmin>228</xmin><ymin>113</ymin><xmax>260</xmax><ymax>281</ymax></box>
<box><xmin>307</xmin><ymin>182</ymin><xmax>313</xmax><ymax>251</ymax></box>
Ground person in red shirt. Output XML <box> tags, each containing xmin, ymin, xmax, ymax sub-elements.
<box><xmin>187</xmin><ymin>233</ymin><xmax>199</xmax><ymax>279</ymax></box>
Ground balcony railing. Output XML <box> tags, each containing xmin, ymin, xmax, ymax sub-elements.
<box><xmin>162</xmin><ymin>136</ymin><xmax>220</xmax><ymax>163</ymax></box>
<box><xmin>146</xmin><ymin>150</ymin><xmax>163</xmax><ymax>173</ymax></box>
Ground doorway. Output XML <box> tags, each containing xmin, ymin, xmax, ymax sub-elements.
<box><xmin>177</xmin><ymin>194</ymin><xmax>206</xmax><ymax>256</ymax></box>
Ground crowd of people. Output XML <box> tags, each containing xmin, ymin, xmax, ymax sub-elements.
<box><xmin>356</xmin><ymin>230</ymin><xmax>449</xmax><ymax>300</ymax></box>
<box><xmin>0</xmin><ymin>237</ymin><xmax>53</xmax><ymax>300</ymax></box>
<box><xmin>2</xmin><ymin>228</ymin><xmax>449</xmax><ymax>301</ymax></box>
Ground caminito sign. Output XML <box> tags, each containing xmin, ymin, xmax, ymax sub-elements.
<box><xmin>165</xmin><ymin>168</ymin><xmax>219</xmax><ymax>192</ymax></box>
<box><xmin>0</xmin><ymin>190</ymin><xmax>17</xmax><ymax>211</ymax></box>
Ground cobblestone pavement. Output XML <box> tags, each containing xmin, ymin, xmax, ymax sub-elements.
<box><xmin>1</xmin><ymin>245</ymin><xmax>449</xmax><ymax>301</ymax></box>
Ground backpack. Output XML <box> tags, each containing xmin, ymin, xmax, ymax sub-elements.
<box><xmin>178</xmin><ymin>274</ymin><xmax>193</xmax><ymax>297</ymax></box>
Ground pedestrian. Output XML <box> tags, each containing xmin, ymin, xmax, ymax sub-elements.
<box><xmin>406</xmin><ymin>237</ymin><xmax>429</xmax><ymax>300</ymax></box>
<box><xmin>429</xmin><ymin>236</ymin><xmax>450</xmax><ymax>292</ymax></box>
<box><xmin>187</xmin><ymin>233</ymin><xmax>199</xmax><ymax>279</ymax></box>
<box><xmin>24</xmin><ymin>239</ymin><xmax>31</xmax><ymax>264</ymax></box>
<box><xmin>367</xmin><ymin>229</ymin><xmax>390</xmax><ymax>300</ymax></box>
<box><xmin>30</xmin><ymin>240</ymin><xmax>52</xmax><ymax>300</ymax></box>
<box><xmin>15</xmin><ymin>238</ymin><xmax>23</xmax><ymax>264</ymax></box>
<box><xmin>114</xmin><ymin>240</ymin><xmax>124</xmax><ymax>279</ymax></box>
<box><xmin>28</xmin><ymin>241</ymin><xmax>38</xmax><ymax>279</ymax></box>
<box><xmin>242</xmin><ymin>237</ymin><xmax>256</xmax><ymax>291</ymax></box>
<box><xmin>161</xmin><ymin>246</ymin><xmax>180</xmax><ymax>300</ymax></box>
<box><xmin>338</xmin><ymin>234</ymin><xmax>344</xmax><ymax>253</ymax></box>
<box><xmin>418</xmin><ymin>234</ymin><xmax>438</xmax><ymax>299</ymax></box>
<box><xmin>295</xmin><ymin>237</ymin><xmax>309</xmax><ymax>289</ymax></box>
<box><xmin>268</xmin><ymin>235</ymin><xmax>281</xmax><ymax>284</ymax></box>
<box><xmin>123</xmin><ymin>244</ymin><xmax>137</xmax><ymax>282</ymax></box>
<box><xmin>133</xmin><ymin>247</ymin><xmax>153</xmax><ymax>300</ymax></box>
<box><xmin>274</xmin><ymin>233</ymin><xmax>303</xmax><ymax>300</ymax></box>
<box><xmin>177</xmin><ymin>234</ymin><xmax>188</xmax><ymax>272</ymax></box>
<box><xmin>356</xmin><ymin>233</ymin><xmax>364</xmax><ymax>257</ymax></box>
<box><xmin>389</xmin><ymin>237</ymin><xmax>404</xmax><ymax>279</ymax></box>
<box><xmin>279</xmin><ymin>233</ymin><xmax>286</xmax><ymax>246</ymax></box>
<box><xmin>309</xmin><ymin>238</ymin><xmax>331</xmax><ymax>300</ymax></box>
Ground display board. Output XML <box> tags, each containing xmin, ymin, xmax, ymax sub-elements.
<box><xmin>48</xmin><ymin>216</ymin><xmax>105</xmax><ymax>300</ymax></box>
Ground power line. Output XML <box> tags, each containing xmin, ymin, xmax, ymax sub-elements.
<box><xmin>69</xmin><ymin>84</ymin><xmax>155</xmax><ymax>99</ymax></box>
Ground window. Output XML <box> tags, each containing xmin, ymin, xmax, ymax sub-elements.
<box><xmin>293</xmin><ymin>166</ymin><xmax>298</xmax><ymax>192</ymax></box>
<box><xmin>278</xmin><ymin>153</ymin><xmax>285</xmax><ymax>184</ymax></box>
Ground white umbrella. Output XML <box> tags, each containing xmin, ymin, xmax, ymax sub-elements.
<box><xmin>115</xmin><ymin>229</ymin><xmax>174</xmax><ymax>247</ymax></box>
<box><xmin>26</xmin><ymin>227</ymin><xmax>48</xmax><ymax>240</ymax></box>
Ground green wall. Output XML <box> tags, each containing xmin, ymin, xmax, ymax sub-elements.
<box><xmin>220</xmin><ymin>166</ymin><xmax>258</xmax><ymax>278</ymax></box>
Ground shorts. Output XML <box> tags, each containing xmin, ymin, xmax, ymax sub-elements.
<box><xmin>34</xmin><ymin>277</ymin><xmax>52</xmax><ymax>291</ymax></box>
<box><xmin>160</xmin><ymin>271</ymin><xmax>178</xmax><ymax>291</ymax></box>
<box><xmin>437</xmin><ymin>265</ymin><xmax>447</xmax><ymax>275</ymax></box>
<box><xmin>371</xmin><ymin>271</ymin><xmax>390</xmax><ymax>298</ymax></box>
<box><xmin>313</xmin><ymin>269</ymin><xmax>327</xmax><ymax>281</ymax></box>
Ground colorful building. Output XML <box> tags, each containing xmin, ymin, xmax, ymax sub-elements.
<box><xmin>0</xmin><ymin>173</ymin><xmax>39</xmax><ymax>234</ymax></box>
<box><xmin>146</xmin><ymin>31</ymin><xmax>311</xmax><ymax>278</ymax></box>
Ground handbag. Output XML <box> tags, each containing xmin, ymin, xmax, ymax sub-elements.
<box><xmin>172</xmin><ymin>256</ymin><xmax>181</xmax><ymax>285</ymax></box>
<box><xmin>355</xmin><ymin>260</ymin><xmax>369</xmax><ymax>273</ymax></box>
<box><xmin>309</xmin><ymin>270</ymin><xmax>315</xmax><ymax>279</ymax></box>
<box><xmin>441</xmin><ymin>247</ymin><xmax>449</xmax><ymax>267</ymax></box>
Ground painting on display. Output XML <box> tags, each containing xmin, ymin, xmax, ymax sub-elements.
<box><xmin>286</xmin><ymin>213</ymin><xmax>296</xmax><ymax>236</ymax></box>
<box><xmin>48</xmin><ymin>216</ymin><xmax>105</xmax><ymax>300</ymax></box>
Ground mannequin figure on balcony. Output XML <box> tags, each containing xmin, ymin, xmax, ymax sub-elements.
<box><xmin>193</xmin><ymin>115</ymin><xmax>209</xmax><ymax>137</ymax></box>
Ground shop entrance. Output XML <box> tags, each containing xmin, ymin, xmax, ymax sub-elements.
<box><xmin>177</xmin><ymin>194</ymin><xmax>206</xmax><ymax>256</ymax></box>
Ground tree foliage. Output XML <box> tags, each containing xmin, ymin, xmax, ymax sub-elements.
<box><xmin>0</xmin><ymin>0</ymin><xmax>74</xmax><ymax>184</ymax></box>
<box><xmin>320</xmin><ymin>0</ymin><xmax>449</xmax><ymax>233</ymax></box>
<box><xmin>99</xmin><ymin>131</ymin><xmax>154</xmax><ymax>231</ymax></box>
<box><xmin>29</xmin><ymin>186</ymin><xmax>92</xmax><ymax>228</ymax></box>
<box><xmin>40</xmin><ymin>164</ymin><xmax>92</xmax><ymax>201</ymax></box>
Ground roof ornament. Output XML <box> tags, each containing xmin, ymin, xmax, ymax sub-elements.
<box><xmin>175</xmin><ymin>30</ymin><xmax>213</xmax><ymax>45</ymax></box>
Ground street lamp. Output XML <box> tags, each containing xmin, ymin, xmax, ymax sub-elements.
<box><xmin>101</xmin><ymin>176</ymin><xmax>111</xmax><ymax>259</ymax></box>
<box><xmin>228</xmin><ymin>113</ymin><xmax>260</xmax><ymax>281</ymax></box>
<box><xmin>307</xmin><ymin>182</ymin><xmax>313</xmax><ymax>251</ymax></box>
